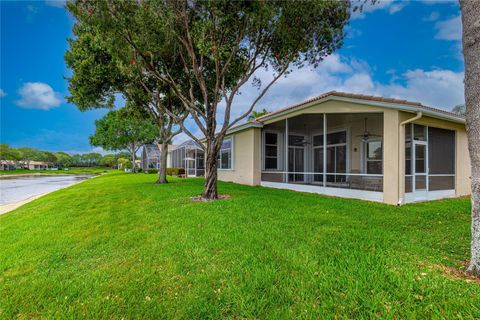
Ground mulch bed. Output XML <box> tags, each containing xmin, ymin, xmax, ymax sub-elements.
<box><xmin>191</xmin><ymin>194</ymin><xmax>231</xmax><ymax>202</ymax></box>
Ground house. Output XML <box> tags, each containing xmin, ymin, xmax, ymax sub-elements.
<box><xmin>169</xmin><ymin>140</ymin><xmax>205</xmax><ymax>177</ymax></box>
<box><xmin>26</xmin><ymin>161</ymin><xmax>48</xmax><ymax>170</ymax></box>
<box><xmin>214</xmin><ymin>91</ymin><xmax>470</xmax><ymax>205</ymax></box>
<box><xmin>142</xmin><ymin>141</ymin><xmax>205</xmax><ymax>177</ymax></box>
<box><xmin>0</xmin><ymin>160</ymin><xmax>17</xmax><ymax>170</ymax></box>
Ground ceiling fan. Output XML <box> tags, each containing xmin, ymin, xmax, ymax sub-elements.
<box><xmin>357</xmin><ymin>118</ymin><xmax>382</xmax><ymax>142</ymax></box>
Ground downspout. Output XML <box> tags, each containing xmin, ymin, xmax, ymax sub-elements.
<box><xmin>398</xmin><ymin>112</ymin><xmax>422</xmax><ymax>205</ymax></box>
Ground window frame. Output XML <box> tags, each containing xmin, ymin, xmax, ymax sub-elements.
<box><xmin>218</xmin><ymin>137</ymin><xmax>234</xmax><ymax>170</ymax></box>
<box><xmin>363</xmin><ymin>138</ymin><xmax>383</xmax><ymax>175</ymax></box>
<box><xmin>263</xmin><ymin>131</ymin><xmax>279</xmax><ymax>170</ymax></box>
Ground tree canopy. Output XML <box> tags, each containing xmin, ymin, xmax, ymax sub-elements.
<box><xmin>67</xmin><ymin>0</ymin><xmax>351</xmax><ymax>198</ymax></box>
<box><xmin>89</xmin><ymin>107</ymin><xmax>158</xmax><ymax>172</ymax></box>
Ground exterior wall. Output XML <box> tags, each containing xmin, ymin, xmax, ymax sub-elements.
<box><xmin>218</xmin><ymin>127</ymin><xmax>261</xmax><ymax>186</ymax></box>
<box><xmin>383</xmin><ymin>110</ymin><xmax>400</xmax><ymax>205</ymax></box>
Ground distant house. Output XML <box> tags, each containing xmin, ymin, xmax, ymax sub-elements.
<box><xmin>0</xmin><ymin>160</ymin><xmax>49</xmax><ymax>170</ymax></box>
<box><xmin>169</xmin><ymin>140</ymin><xmax>205</xmax><ymax>177</ymax></box>
<box><xmin>141</xmin><ymin>144</ymin><xmax>161</xmax><ymax>170</ymax></box>
<box><xmin>26</xmin><ymin>161</ymin><xmax>49</xmax><ymax>170</ymax></box>
<box><xmin>0</xmin><ymin>160</ymin><xmax>17</xmax><ymax>171</ymax></box>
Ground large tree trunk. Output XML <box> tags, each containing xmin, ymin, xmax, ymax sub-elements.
<box><xmin>460</xmin><ymin>0</ymin><xmax>480</xmax><ymax>276</ymax></box>
<box><xmin>131</xmin><ymin>146</ymin><xmax>137</xmax><ymax>173</ymax></box>
<box><xmin>156</xmin><ymin>141</ymin><xmax>169</xmax><ymax>184</ymax></box>
<box><xmin>203</xmin><ymin>142</ymin><xmax>218</xmax><ymax>200</ymax></box>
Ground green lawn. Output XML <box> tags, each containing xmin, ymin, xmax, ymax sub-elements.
<box><xmin>0</xmin><ymin>172</ymin><xmax>478</xmax><ymax>319</ymax></box>
<box><xmin>0</xmin><ymin>167</ymin><xmax>113</xmax><ymax>176</ymax></box>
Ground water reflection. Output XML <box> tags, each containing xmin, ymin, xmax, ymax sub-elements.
<box><xmin>0</xmin><ymin>175</ymin><xmax>93</xmax><ymax>205</ymax></box>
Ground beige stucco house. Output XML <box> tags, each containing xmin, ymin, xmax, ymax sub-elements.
<box><xmin>214</xmin><ymin>91</ymin><xmax>470</xmax><ymax>205</ymax></box>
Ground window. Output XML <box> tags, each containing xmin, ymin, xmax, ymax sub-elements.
<box><xmin>414</xmin><ymin>124</ymin><xmax>426</xmax><ymax>141</ymax></box>
<box><xmin>218</xmin><ymin>137</ymin><xmax>232</xmax><ymax>169</ymax></box>
<box><xmin>364</xmin><ymin>140</ymin><xmax>382</xmax><ymax>174</ymax></box>
<box><xmin>327</xmin><ymin>131</ymin><xmax>347</xmax><ymax>145</ymax></box>
<box><xmin>264</xmin><ymin>132</ymin><xmax>278</xmax><ymax>170</ymax></box>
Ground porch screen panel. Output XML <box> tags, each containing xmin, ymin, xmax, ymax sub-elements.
<box><xmin>325</xmin><ymin>113</ymin><xmax>383</xmax><ymax>192</ymax></box>
<box><xmin>428</xmin><ymin>127</ymin><xmax>455</xmax><ymax>190</ymax></box>
<box><xmin>260</xmin><ymin>119</ymin><xmax>287</xmax><ymax>183</ymax></box>
<box><xmin>196</xmin><ymin>150</ymin><xmax>205</xmax><ymax>176</ymax></box>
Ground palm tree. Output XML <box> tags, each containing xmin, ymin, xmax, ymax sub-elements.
<box><xmin>248</xmin><ymin>108</ymin><xmax>269</xmax><ymax>120</ymax></box>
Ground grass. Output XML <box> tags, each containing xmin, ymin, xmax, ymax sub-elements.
<box><xmin>0</xmin><ymin>167</ymin><xmax>113</xmax><ymax>176</ymax></box>
<box><xmin>0</xmin><ymin>172</ymin><xmax>478</xmax><ymax>319</ymax></box>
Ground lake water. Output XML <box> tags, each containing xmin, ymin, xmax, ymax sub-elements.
<box><xmin>0</xmin><ymin>175</ymin><xmax>93</xmax><ymax>205</ymax></box>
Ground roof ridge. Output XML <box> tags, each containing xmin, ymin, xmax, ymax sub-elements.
<box><xmin>254</xmin><ymin>91</ymin><xmax>463</xmax><ymax>121</ymax></box>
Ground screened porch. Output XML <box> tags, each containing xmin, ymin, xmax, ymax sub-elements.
<box><xmin>170</xmin><ymin>140</ymin><xmax>205</xmax><ymax>177</ymax></box>
<box><xmin>404</xmin><ymin>123</ymin><xmax>456</xmax><ymax>202</ymax></box>
<box><xmin>260</xmin><ymin>113</ymin><xmax>384</xmax><ymax>200</ymax></box>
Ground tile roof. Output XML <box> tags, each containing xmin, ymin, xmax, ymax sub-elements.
<box><xmin>255</xmin><ymin>91</ymin><xmax>464</xmax><ymax>121</ymax></box>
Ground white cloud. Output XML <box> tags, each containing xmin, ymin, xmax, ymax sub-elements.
<box><xmin>220</xmin><ymin>54</ymin><xmax>464</xmax><ymax>120</ymax></box>
<box><xmin>351</xmin><ymin>0</ymin><xmax>407</xmax><ymax>19</ymax></box>
<box><xmin>434</xmin><ymin>16</ymin><xmax>462</xmax><ymax>41</ymax></box>
<box><xmin>388</xmin><ymin>2</ymin><xmax>407</xmax><ymax>14</ymax></box>
<box><xmin>16</xmin><ymin>82</ymin><xmax>62</xmax><ymax>110</ymax></box>
<box><xmin>376</xmin><ymin>69</ymin><xmax>464</xmax><ymax>108</ymax></box>
<box><xmin>45</xmin><ymin>0</ymin><xmax>66</xmax><ymax>8</ymax></box>
<box><xmin>423</xmin><ymin>11</ymin><xmax>440</xmax><ymax>22</ymax></box>
<box><xmin>177</xmin><ymin>53</ymin><xmax>464</xmax><ymax>139</ymax></box>
<box><xmin>0</xmin><ymin>89</ymin><xmax>6</xmax><ymax>98</ymax></box>
<box><xmin>91</xmin><ymin>146</ymin><xmax>108</xmax><ymax>155</ymax></box>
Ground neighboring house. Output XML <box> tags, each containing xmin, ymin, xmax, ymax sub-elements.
<box><xmin>26</xmin><ymin>161</ymin><xmax>49</xmax><ymax>170</ymax></box>
<box><xmin>170</xmin><ymin>140</ymin><xmax>205</xmax><ymax>177</ymax></box>
<box><xmin>141</xmin><ymin>144</ymin><xmax>162</xmax><ymax>170</ymax></box>
<box><xmin>0</xmin><ymin>160</ymin><xmax>17</xmax><ymax>170</ymax></box>
<box><xmin>141</xmin><ymin>141</ymin><xmax>205</xmax><ymax>177</ymax></box>
<box><xmin>213</xmin><ymin>91</ymin><xmax>470</xmax><ymax>205</ymax></box>
<box><xmin>0</xmin><ymin>160</ymin><xmax>49</xmax><ymax>170</ymax></box>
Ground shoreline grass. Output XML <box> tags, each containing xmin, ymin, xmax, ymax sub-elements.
<box><xmin>0</xmin><ymin>172</ymin><xmax>478</xmax><ymax>318</ymax></box>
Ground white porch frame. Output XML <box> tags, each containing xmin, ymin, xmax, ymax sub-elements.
<box><xmin>260</xmin><ymin>181</ymin><xmax>384</xmax><ymax>202</ymax></box>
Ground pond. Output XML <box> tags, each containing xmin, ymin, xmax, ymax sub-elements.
<box><xmin>0</xmin><ymin>175</ymin><xmax>93</xmax><ymax>206</ymax></box>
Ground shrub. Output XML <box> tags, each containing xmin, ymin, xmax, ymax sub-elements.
<box><xmin>147</xmin><ymin>168</ymin><xmax>158</xmax><ymax>174</ymax></box>
<box><xmin>165</xmin><ymin>168</ymin><xmax>185</xmax><ymax>176</ymax></box>
<box><xmin>166</xmin><ymin>168</ymin><xmax>176</xmax><ymax>176</ymax></box>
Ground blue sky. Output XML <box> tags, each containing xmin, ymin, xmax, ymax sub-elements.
<box><xmin>0</xmin><ymin>0</ymin><xmax>464</xmax><ymax>153</ymax></box>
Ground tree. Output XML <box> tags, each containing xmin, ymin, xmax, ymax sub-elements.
<box><xmin>54</xmin><ymin>152</ymin><xmax>72</xmax><ymax>168</ymax></box>
<box><xmin>69</xmin><ymin>0</ymin><xmax>350</xmax><ymax>199</ymax></box>
<box><xmin>17</xmin><ymin>147</ymin><xmax>43</xmax><ymax>168</ymax></box>
<box><xmin>81</xmin><ymin>153</ymin><xmax>103</xmax><ymax>167</ymax></box>
<box><xmin>0</xmin><ymin>144</ymin><xmax>21</xmax><ymax>161</ymax></box>
<box><xmin>41</xmin><ymin>151</ymin><xmax>58</xmax><ymax>166</ymax></box>
<box><xmin>101</xmin><ymin>154</ymin><xmax>117</xmax><ymax>168</ymax></box>
<box><xmin>248</xmin><ymin>108</ymin><xmax>270</xmax><ymax>120</ymax></box>
<box><xmin>460</xmin><ymin>0</ymin><xmax>480</xmax><ymax>276</ymax></box>
<box><xmin>452</xmin><ymin>104</ymin><xmax>466</xmax><ymax>116</ymax></box>
<box><xmin>65</xmin><ymin>13</ymin><xmax>188</xmax><ymax>183</ymax></box>
<box><xmin>0</xmin><ymin>144</ymin><xmax>21</xmax><ymax>169</ymax></box>
<box><xmin>114</xmin><ymin>151</ymin><xmax>130</xmax><ymax>160</ymax></box>
<box><xmin>89</xmin><ymin>107</ymin><xmax>158</xmax><ymax>172</ymax></box>
<box><xmin>117</xmin><ymin>157</ymin><xmax>131</xmax><ymax>170</ymax></box>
